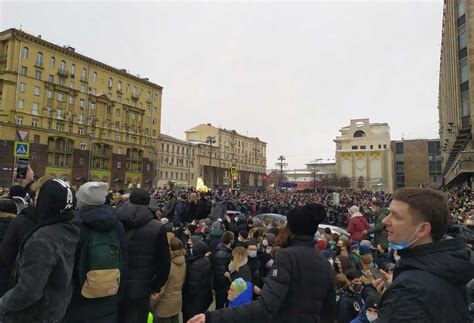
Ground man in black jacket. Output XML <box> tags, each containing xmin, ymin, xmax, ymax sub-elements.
<box><xmin>189</xmin><ymin>204</ymin><xmax>336</xmax><ymax>323</ymax></box>
<box><xmin>373</xmin><ymin>188</ymin><xmax>474</xmax><ymax>322</ymax></box>
<box><xmin>211</xmin><ymin>231</ymin><xmax>234</xmax><ymax>309</ymax></box>
<box><xmin>117</xmin><ymin>188</ymin><xmax>170</xmax><ymax>323</ymax></box>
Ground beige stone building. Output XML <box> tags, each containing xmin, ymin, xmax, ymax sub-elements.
<box><xmin>157</xmin><ymin>134</ymin><xmax>199</xmax><ymax>189</ymax></box>
<box><xmin>391</xmin><ymin>139</ymin><xmax>442</xmax><ymax>189</ymax></box>
<box><xmin>185</xmin><ymin>123</ymin><xmax>266</xmax><ymax>190</ymax></box>
<box><xmin>438</xmin><ymin>0</ymin><xmax>474</xmax><ymax>188</ymax></box>
<box><xmin>334</xmin><ymin>119</ymin><xmax>394</xmax><ymax>192</ymax></box>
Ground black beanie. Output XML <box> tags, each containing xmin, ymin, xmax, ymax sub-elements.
<box><xmin>129</xmin><ymin>188</ymin><xmax>150</xmax><ymax>206</ymax></box>
<box><xmin>287</xmin><ymin>204</ymin><xmax>326</xmax><ymax>236</ymax></box>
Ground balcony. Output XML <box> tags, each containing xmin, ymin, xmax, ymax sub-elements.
<box><xmin>34</xmin><ymin>61</ymin><xmax>44</xmax><ymax>69</ymax></box>
<box><xmin>58</xmin><ymin>68</ymin><xmax>69</xmax><ymax>77</ymax></box>
<box><xmin>131</xmin><ymin>93</ymin><xmax>139</xmax><ymax>100</ymax></box>
<box><xmin>80</xmin><ymin>76</ymin><xmax>88</xmax><ymax>83</ymax></box>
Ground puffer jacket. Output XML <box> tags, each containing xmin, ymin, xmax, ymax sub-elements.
<box><xmin>150</xmin><ymin>249</ymin><xmax>186</xmax><ymax>318</ymax></box>
<box><xmin>211</xmin><ymin>243</ymin><xmax>233</xmax><ymax>291</ymax></box>
<box><xmin>117</xmin><ymin>203</ymin><xmax>170</xmax><ymax>299</ymax></box>
<box><xmin>347</xmin><ymin>213</ymin><xmax>369</xmax><ymax>242</ymax></box>
<box><xmin>378</xmin><ymin>237</ymin><xmax>474</xmax><ymax>322</ymax></box>
<box><xmin>206</xmin><ymin>236</ymin><xmax>336</xmax><ymax>323</ymax></box>
<box><xmin>0</xmin><ymin>200</ymin><xmax>17</xmax><ymax>297</ymax></box>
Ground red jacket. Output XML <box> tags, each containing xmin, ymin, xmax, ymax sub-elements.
<box><xmin>347</xmin><ymin>213</ymin><xmax>369</xmax><ymax>241</ymax></box>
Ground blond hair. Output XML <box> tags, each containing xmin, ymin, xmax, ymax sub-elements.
<box><xmin>230</xmin><ymin>247</ymin><xmax>247</xmax><ymax>273</ymax></box>
<box><xmin>30</xmin><ymin>175</ymin><xmax>55</xmax><ymax>194</ymax></box>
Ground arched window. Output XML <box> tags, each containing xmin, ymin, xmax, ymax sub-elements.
<box><xmin>81</xmin><ymin>68</ymin><xmax>87</xmax><ymax>80</ymax></box>
<box><xmin>50</xmin><ymin>56</ymin><xmax>56</xmax><ymax>68</ymax></box>
<box><xmin>92</xmin><ymin>72</ymin><xmax>97</xmax><ymax>82</ymax></box>
<box><xmin>117</xmin><ymin>81</ymin><xmax>122</xmax><ymax>91</ymax></box>
<box><xmin>22</xmin><ymin>47</ymin><xmax>29</xmax><ymax>59</ymax></box>
<box><xmin>36</xmin><ymin>52</ymin><xmax>43</xmax><ymax>66</ymax></box>
<box><xmin>108</xmin><ymin>77</ymin><xmax>113</xmax><ymax>88</ymax></box>
<box><xmin>133</xmin><ymin>86</ymin><xmax>137</xmax><ymax>96</ymax></box>
<box><xmin>353</xmin><ymin>130</ymin><xmax>366</xmax><ymax>138</ymax></box>
<box><xmin>60</xmin><ymin>60</ymin><xmax>66</xmax><ymax>71</ymax></box>
<box><xmin>126</xmin><ymin>84</ymin><xmax>130</xmax><ymax>93</ymax></box>
<box><xmin>71</xmin><ymin>64</ymin><xmax>75</xmax><ymax>75</ymax></box>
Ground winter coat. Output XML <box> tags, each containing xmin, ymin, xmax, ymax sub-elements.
<box><xmin>0</xmin><ymin>207</ymin><xmax>37</xmax><ymax>298</ymax></box>
<box><xmin>0</xmin><ymin>214</ymin><xmax>81</xmax><ymax>323</ymax></box>
<box><xmin>182</xmin><ymin>241</ymin><xmax>213</xmax><ymax>316</ymax></box>
<box><xmin>209</xmin><ymin>203</ymin><xmax>224</xmax><ymax>224</ymax></box>
<box><xmin>378</xmin><ymin>237</ymin><xmax>474</xmax><ymax>323</ymax></box>
<box><xmin>336</xmin><ymin>288</ymin><xmax>364</xmax><ymax>323</ymax></box>
<box><xmin>206</xmin><ymin>236</ymin><xmax>337</xmax><ymax>323</ymax></box>
<box><xmin>0</xmin><ymin>201</ymin><xmax>16</xmax><ymax>297</ymax></box>
<box><xmin>247</xmin><ymin>256</ymin><xmax>263</xmax><ymax>289</ymax></box>
<box><xmin>196</xmin><ymin>198</ymin><xmax>211</xmax><ymax>220</ymax></box>
<box><xmin>229</xmin><ymin>259</ymin><xmax>252</xmax><ymax>283</ymax></box>
<box><xmin>367</xmin><ymin>209</ymin><xmax>389</xmax><ymax>248</ymax></box>
<box><xmin>64</xmin><ymin>205</ymin><xmax>127</xmax><ymax>323</ymax></box>
<box><xmin>347</xmin><ymin>213</ymin><xmax>369</xmax><ymax>242</ymax></box>
<box><xmin>174</xmin><ymin>200</ymin><xmax>188</xmax><ymax>226</ymax></box>
<box><xmin>211</xmin><ymin>243</ymin><xmax>233</xmax><ymax>291</ymax></box>
<box><xmin>150</xmin><ymin>249</ymin><xmax>186</xmax><ymax>319</ymax></box>
<box><xmin>117</xmin><ymin>203</ymin><xmax>170</xmax><ymax>300</ymax></box>
<box><xmin>187</xmin><ymin>201</ymin><xmax>198</xmax><ymax>222</ymax></box>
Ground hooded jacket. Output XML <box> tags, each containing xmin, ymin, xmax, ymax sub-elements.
<box><xmin>211</xmin><ymin>243</ymin><xmax>233</xmax><ymax>291</ymax></box>
<box><xmin>64</xmin><ymin>205</ymin><xmax>127</xmax><ymax>323</ymax></box>
<box><xmin>347</xmin><ymin>213</ymin><xmax>369</xmax><ymax>242</ymax></box>
<box><xmin>378</xmin><ymin>237</ymin><xmax>474</xmax><ymax>322</ymax></box>
<box><xmin>150</xmin><ymin>248</ymin><xmax>186</xmax><ymax>318</ymax></box>
<box><xmin>183</xmin><ymin>241</ymin><xmax>212</xmax><ymax>316</ymax></box>
<box><xmin>117</xmin><ymin>203</ymin><xmax>170</xmax><ymax>300</ymax></box>
<box><xmin>0</xmin><ymin>179</ymin><xmax>81</xmax><ymax>323</ymax></box>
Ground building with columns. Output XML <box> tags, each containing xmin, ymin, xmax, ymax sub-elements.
<box><xmin>334</xmin><ymin>119</ymin><xmax>394</xmax><ymax>192</ymax></box>
<box><xmin>185</xmin><ymin>123</ymin><xmax>266</xmax><ymax>190</ymax></box>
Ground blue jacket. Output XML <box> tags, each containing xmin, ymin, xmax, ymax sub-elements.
<box><xmin>229</xmin><ymin>281</ymin><xmax>253</xmax><ymax>308</ymax></box>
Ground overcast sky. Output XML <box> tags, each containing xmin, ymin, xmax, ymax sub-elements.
<box><xmin>1</xmin><ymin>0</ymin><xmax>443</xmax><ymax>169</ymax></box>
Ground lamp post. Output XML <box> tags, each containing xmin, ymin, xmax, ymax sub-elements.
<box><xmin>206</xmin><ymin>136</ymin><xmax>216</xmax><ymax>188</ymax></box>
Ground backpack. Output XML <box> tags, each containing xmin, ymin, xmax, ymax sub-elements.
<box><xmin>78</xmin><ymin>228</ymin><xmax>122</xmax><ymax>299</ymax></box>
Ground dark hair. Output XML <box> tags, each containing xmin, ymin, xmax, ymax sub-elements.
<box><xmin>336</xmin><ymin>255</ymin><xmax>352</xmax><ymax>274</ymax></box>
<box><xmin>222</xmin><ymin>231</ymin><xmax>234</xmax><ymax>245</ymax></box>
<box><xmin>169</xmin><ymin>237</ymin><xmax>184</xmax><ymax>251</ymax></box>
<box><xmin>245</xmin><ymin>238</ymin><xmax>258</xmax><ymax>248</ymax></box>
<box><xmin>393</xmin><ymin>188</ymin><xmax>449</xmax><ymax>241</ymax></box>
<box><xmin>324</xmin><ymin>227</ymin><xmax>332</xmax><ymax>235</ymax></box>
<box><xmin>345</xmin><ymin>268</ymin><xmax>362</xmax><ymax>281</ymax></box>
<box><xmin>331</xmin><ymin>233</ymin><xmax>340</xmax><ymax>243</ymax></box>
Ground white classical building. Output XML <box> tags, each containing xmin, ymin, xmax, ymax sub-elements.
<box><xmin>334</xmin><ymin>119</ymin><xmax>394</xmax><ymax>192</ymax></box>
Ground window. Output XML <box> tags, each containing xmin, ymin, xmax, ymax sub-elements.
<box><xmin>35</xmin><ymin>70</ymin><xmax>42</xmax><ymax>80</ymax></box>
<box><xmin>460</xmin><ymin>59</ymin><xmax>469</xmax><ymax>83</ymax></box>
<box><xmin>117</xmin><ymin>81</ymin><xmax>122</xmax><ymax>91</ymax></box>
<box><xmin>80</xmin><ymin>143</ymin><xmax>87</xmax><ymax>150</ymax></box>
<box><xmin>459</xmin><ymin>31</ymin><xmax>467</xmax><ymax>50</ymax></box>
<box><xmin>32</xmin><ymin>102</ymin><xmax>39</xmax><ymax>115</ymax></box>
<box><xmin>108</xmin><ymin>78</ymin><xmax>113</xmax><ymax>88</ymax></box>
<box><xmin>133</xmin><ymin>86</ymin><xmax>137</xmax><ymax>96</ymax></box>
<box><xmin>16</xmin><ymin>116</ymin><xmax>23</xmax><ymax>125</ymax></box>
<box><xmin>33</xmin><ymin>86</ymin><xmax>41</xmax><ymax>96</ymax></box>
<box><xmin>383</xmin><ymin>144</ymin><xmax>387</xmax><ymax>149</ymax></box>
<box><xmin>80</xmin><ymin>84</ymin><xmax>86</xmax><ymax>93</ymax></box>
<box><xmin>50</xmin><ymin>56</ymin><xmax>56</xmax><ymax>68</ymax></box>
<box><xmin>352</xmin><ymin>145</ymin><xmax>358</xmax><ymax>150</ymax></box>
<box><xmin>395</xmin><ymin>142</ymin><xmax>404</xmax><ymax>154</ymax></box>
<box><xmin>378</xmin><ymin>144</ymin><xmax>382</xmax><ymax>149</ymax></box>
<box><xmin>57</xmin><ymin>93</ymin><xmax>64</xmax><ymax>101</ymax></box>
<box><xmin>78</xmin><ymin>113</ymin><xmax>84</xmax><ymax>124</ymax></box>
<box><xmin>360</xmin><ymin>145</ymin><xmax>366</xmax><ymax>149</ymax></box>
<box><xmin>91</xmin><ymin>72</ymin><xmax>97</xmax><ymax>82</ymax></box>
<box><xmin>115</xmin><ymin>134</ymin><xmax>120</xmax><ymax>141</ymax></box>
<box><xmin>67</xmin><ymin>96</ymin><xmax>73</xmax><ymax>104</ymax></box>
<box><xmin>56</xmin><ymin>108</ymin><xmax>63</xmax><ymax>119</ymax></box>
<box><xmin>47</xmin><ymin>90</ymin><xmax>53</xmax><ymax>99</ymax></box>
<box><xmin>22</xmin><ymin>47</ymin><xmax>29</xmax><ymax>59</ymax></box>
<box><xmin>78</xmin><ymin>127</ymin><xmax>84</xmax><ymax>135</ymax></box>
<box><xmin>34</xmin><ymin>53</ymin><xmax>43</xmax><ymax>68</ymax></box>
<box><xmin>458</xmin><ymin>0</ymin><xmax>466</xmax><ymax>18</ymax></box>
<box><xmin>20</xmin><ymin>66</ymin><xmax>27</xmax><ymax>76</ymax></box>
<box><xmin>370</xmin><ymin>145</ymin><xmax>373</xmax><ymax>149</ymax></box>
<box><xmin>59</xmin><ymin>78</ymin><xmax>65</xmax><ymax>86</ymax></box>
<box><xmin>81</xmin><ymin>68</ymin><xmax>87</xmax><ymax>80</ymax></box>
<box><xmin>71</xmin><ymin>64</ymin><xmax>75</xmax><ymax>75</ymax></box>
<box><xmin>60</xmin><ymin>60</ymin><xmax>66</xmax><ymax>71</ymax></box>
<box><xmin>91</xmin><ymin>102</ymin><xmax>96</xmax><ymax>110</ymax></box>
<box><xmin>46</xmin><ymin>105</ymin><xmax>52</xmax><ymax>115</ymax></box>
<box><xmin>147</xmin><ymin>164</ymin><xmax>151</xmax><ymax>171</ymax></box>
<box><xmin>56</xmin><ymin>123</ymin><xmax>63</xmax><ymax>131</ymax></box>
<box><xmin>126</xmin><ymin>84</ymin><xmax>130</xmax><ymax>93</ymax></box>
<box><xmin>117</xmin><ymin>161</ymin><xmax>121</xmax><ymax>168</ymax></box>
<box><xmin>48</xmin><ymin>74</ymin><xmax>54</xmax><ymax>83</ymax></box>
<box><xmin>18</xmin><ymin>99</ymin><xmax>24</xmax><ymax>109</ymax></box>
<box><xmin>19</xmin><ymin>83</ymin><xmax>26</xmax><ymax>92</ymax></box>
<box><xmin>80</xmin><ymin>99</ymin><xmax>85</xmax><ymax>108</ymax></box>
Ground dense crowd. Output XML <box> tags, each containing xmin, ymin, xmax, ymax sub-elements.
<box><xmin>0</xmin><ymin>167</ymin><xmax>473</xmax><ymax>323</ymax></box>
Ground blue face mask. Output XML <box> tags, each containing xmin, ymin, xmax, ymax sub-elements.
<box><xmin>388</xmin><ymin>224</ymin><xmax>423</xmax><ymax>251</ymax></box>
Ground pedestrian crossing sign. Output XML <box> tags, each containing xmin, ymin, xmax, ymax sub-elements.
<box><xmin>14</xmin><ymin>142</ymin><xmax>30</xmax><ymax>158</ymax></box>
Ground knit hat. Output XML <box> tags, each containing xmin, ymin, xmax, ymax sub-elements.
<box><xmin>317</xmin><ymin>239</ymin><xmax>328</xmax><ymax>251</ymax></box>
<box><xmin>359</xmin><ymin>245</ymin><xmax>372</xmax><ymax>256</ymax></box>
<box><xmin>360</xmin><ymin>240</ymin><xmax>375</xmax><ymax>249</ymax></box>
<box><xmin>349</xmin><ymin>206</ymin><xmax>359</xmax><ymax>215</ymax></box>
<box><xmin>129</xmin><ymin>188</ymin><xmax>150</xmax><ymax>206</ymax></box>
<box><xmin>230</xmin><ymin>278</ymin><xmax>248</xmax><ymax>295</ymax></box>
<box><xmin>76</xmin><ymin>182</ymin><xmax>108</xmax><ymax>210</ymax></box>
<box><xmin>287</xmin><ymin>204</ymin><xmax>326</xmax><ymax>236</ymax></box>
<box><xmin>239</xmin><ymin>230</ymin><xmax>249</xmax><ymax>240</ymax></box>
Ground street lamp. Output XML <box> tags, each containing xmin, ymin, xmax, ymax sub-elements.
<box><xmin>206</xmin><ymin>136</ymin><xmax>216</xmax><ymax>188</ymax></box>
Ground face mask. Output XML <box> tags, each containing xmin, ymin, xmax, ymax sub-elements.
<box><xmin>394</xmin><ymin>255</ymin><xmax>401</xmax><ymax>262</ymax></box>
<box><xmin>266</xmin><ymin>259</ymin><xmax>274</xmax><ymax>268</ymax></box>
<box><xmin>366</xmin><ymin>312</ymin><xmax>378</xmax><ymax>322</ymax></box>
<box><xmin>262</xmin><ymin>239</ymin><xmax>269</xmax><ymax>247</ymax></box>
<box><xmin>352</xmin><ymin>283</ymin><xmax>363</xmax><ymax>294</ymax></box>
<box><xmin>235</xmin><ymin>216</ymin><xmax>239</xmax><ymax>222</ymax></box>
<box><xmin>388</xmin><ymin>224</ymin><xmax>424</xmax><ymax>251</ymax></box>
<box><xmin>328</xmin><ymin>258</ymin><xmax>334</xmax><ymax>266</ymax></box>
<box><xmin>248</xmin><ymin>251</ymin><xmax>257</xmax><ymax>258</ymax></box>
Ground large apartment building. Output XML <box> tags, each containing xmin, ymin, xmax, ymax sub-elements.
<box><xmin>438</xmin><ymin>0</ymin><xmax>474</xmax><ymax>188</ymax></box>
<box><xmin>185</xmin><ymin>123</ymin><xmax>266</xmax><ymax>190</ymax></box>
<box><xmin>0</xmin><ymin>28</ymin><xmax>162</xmax><ymax>189</ymax></box>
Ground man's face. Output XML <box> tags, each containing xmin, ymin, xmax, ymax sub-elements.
<box><xmin>383</xmin><ymin>200</ymin><xmax>418</xmax><ymax>244</ymax></box>
<box><xmin>247</xmin><ymin>245</ymin><xmax>257</xmax><ymax>253</ymax></box>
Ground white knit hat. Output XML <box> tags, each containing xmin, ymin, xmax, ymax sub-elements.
<box><xmin>76</xmin><ymin>182</ymin><xmax>108</xmax><ymax>210</ymax></box>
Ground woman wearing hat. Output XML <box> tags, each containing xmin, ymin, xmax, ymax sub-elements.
<box><xmin>189</xmin><ymin>204</ymin><xmax>336</xmax><ymax>323</ymax></box>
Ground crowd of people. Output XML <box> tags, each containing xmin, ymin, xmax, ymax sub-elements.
<box><xmin>0</xmin><ymin>166</ymin><xmax>473</xmax><ymax>323</ymax></box>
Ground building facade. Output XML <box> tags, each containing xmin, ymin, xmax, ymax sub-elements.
<box><xmin>157</xmin><ymin>134</ymin><xmax>199</xmax><ymax>189</ymax></box>
<box><xmin>438</xmin><ymin>0</ymin><xmax>474</xmax><ymax>188</ymax></box>
<box><xmin>334</xmin><ymin>119</ymin><xmax>394</xmax><ymax>192</ymax></box>
<box><xmin>0</xmin><ymin>28</ymin><xmax>162</xmax><ymax>189</ymax></box>
<box><xmin>185</xmin><ymin>123</ymin><xmax>266</xmax><ymax>190</ymax></box>
<box><xmin>392</xmin><ymin>139</ymin><xmax>442</xmax><ymax>189</ymax></box>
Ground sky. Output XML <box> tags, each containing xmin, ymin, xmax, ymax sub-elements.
<box><xmin>1</xmin><ymin>0</ymin><xmax>443</xmax><ymax>170</ymax></box>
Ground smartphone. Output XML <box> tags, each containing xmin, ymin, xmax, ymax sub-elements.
<box><xmin>16</xmin><ymin>158</ymin><xmax>29</xmax><ymax>179</ymax></box>
<box><xmin>370</xmin><ymin>267</ymin><xmax>389</xmax><ymax>288</ymax></box>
